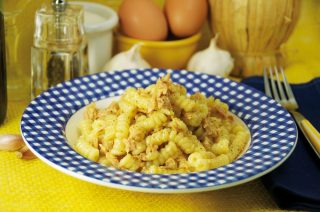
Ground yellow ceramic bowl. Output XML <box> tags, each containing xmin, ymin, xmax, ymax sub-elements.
<box><xmin>116</xmin><ymin>32</ymin><xmax>201</xmax><ymax>69</ymax></box>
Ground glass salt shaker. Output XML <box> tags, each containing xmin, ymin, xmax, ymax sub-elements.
<box><xmin>31</xmin><ymin>0</ymin><xmax>88</xmax><ymax>99</ymax></box>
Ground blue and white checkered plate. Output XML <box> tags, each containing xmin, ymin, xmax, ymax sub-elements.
<box><xmin>20</xmin><ymin>68</ymin><xmax>297</xmax><ymax>193</ymax></box>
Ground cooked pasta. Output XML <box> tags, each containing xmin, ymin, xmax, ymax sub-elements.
<box><xmin>101</xmin><ymin>114</ymin><xmax>117</xmax><ymax>142</ymax></box>
<box><xmin>74</xmin><ymin>74</ymin><xmax>250</xmax><ymax>173</ymax></box>
<box><xmin>158</xmin><ymin>141</ymin><xmax>180</xmax><ymax>165</ymax></box>
<box><xmin>75</xmin><ymin>137</ymin><xmax>99</xmax><ymax>162</ymax></box>
<box><xmin>119</xmin><ymin>154</ymin><xmax>141</xmax><ymax>171</ymax></box>
<box><xmin>146</xmin><ymin>128</ymin><xmax>171</xmax><ymax>146</ymax></box>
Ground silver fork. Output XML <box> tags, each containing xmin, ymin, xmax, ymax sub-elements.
<box><xmin>264</xmin><ymin>66</ymin><xmax>320</xmax><ymax>159</ymax></box>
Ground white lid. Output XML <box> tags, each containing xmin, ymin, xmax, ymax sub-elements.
<box><xmin>70</xmin><ymin>2</ymin><xmax>118</xmax><ymax>33</ymax></box>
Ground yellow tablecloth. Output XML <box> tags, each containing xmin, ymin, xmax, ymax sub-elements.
<box><xmin>1</xmin><ymin>102</ymin><xmax>281</xmax><ymax>212</ymax></box>
<box><xmin>1</xmin><ymin>0</ymin><xmax>320</xmax><ymax>210</ymax></box>
<box><xmin>2</xmin><ymin>75</ymin><xmax>320</xmax><ymax>211</ymax></box>
<box><xmin>3</xmin><ymin>69</ymin><xmax>320</xmax><ymax>212</ymax></box>
<box><xmin>1</xmin><ymin>68</ymin><xmax>320</xmax><ymax>212</ymax></box>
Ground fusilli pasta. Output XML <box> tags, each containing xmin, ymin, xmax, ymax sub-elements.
<box><xmin>74</xmin><ymin>74</ymin><xmax>250</xmax><ymax>173</ymax></box>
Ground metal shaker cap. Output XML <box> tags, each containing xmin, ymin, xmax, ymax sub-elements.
<box><xmin>33</xmin><ymin>0</ymin><xmax>85</xmax><ymax>48</ymax></box>
<box><xmin>52</xmin><ymin>0</ymin><xmax>67</xmax><ymax>12</ymax></box>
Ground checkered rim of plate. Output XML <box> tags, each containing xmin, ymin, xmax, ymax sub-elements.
<box><xmin>20</xmin><ymin>68</ymin><xmax>297</xmax><ymax>193</ymax></box>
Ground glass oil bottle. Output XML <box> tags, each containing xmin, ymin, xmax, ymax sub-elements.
<box><xmin>0</xmin><ymin>11</ymin><xmax>7</xmax><ymax>124</ymax></box>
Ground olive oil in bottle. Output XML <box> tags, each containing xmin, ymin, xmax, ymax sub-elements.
<box><xmin>0</xmin><ymin>11</ymin><xmax>7</xmax><ymax>124</ymax></box>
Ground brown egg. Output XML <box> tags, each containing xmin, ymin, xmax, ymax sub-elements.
<box><xmin>119</xmin><ymin>0</ymin><xmax>168</xmax><ymax>41</ymax></box>
<box><xmin>165</xmin><ymin>0</ymin><xmax>208</xmax><ymax>38</ymax></box>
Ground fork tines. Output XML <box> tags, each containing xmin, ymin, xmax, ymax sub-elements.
<box><xmin>263</xmin><ymin>66</ymin><xmax>298</xmax><ymax>109</ymax></box>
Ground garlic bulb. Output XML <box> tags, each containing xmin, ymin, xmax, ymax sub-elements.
<box><xmin>103</xmin><ymin>44</ymin><xmax>151</xmax><ymax>71</ymax></box>
<box><xmin>187</xmin><ymin>35</ymin><xmax>234</xmax><ymax>77</ymax></box>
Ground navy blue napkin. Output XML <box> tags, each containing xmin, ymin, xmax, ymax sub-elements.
<box><xmin>241</xmin><ymin>77</ymin><xmax>320</xmax><ymax>211</ymax></box>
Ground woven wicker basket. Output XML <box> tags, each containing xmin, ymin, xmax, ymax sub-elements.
<box><xmin>209</xmin><ymin>0</ymin><xmax>301</xmax><ymax>77</ymax></box>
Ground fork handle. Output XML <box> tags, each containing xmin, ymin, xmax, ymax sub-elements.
<box><xmin>301</xmin><ymin>120</ymin><xmax>320</xmax><ymax>151</ymax></box>
<box><xmin>291</xmin><ymin>111</ymin><xmax>320</xmax><ymax>159</ymax></box>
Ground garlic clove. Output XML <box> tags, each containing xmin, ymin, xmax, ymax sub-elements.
<box><xmin>128</xmin><ymin>43</ymin><xmax>141</xmax><ymax>61</ymax></box>
<box><xmin>103</xmin><ymin>44</ymin><xmax>151</xmax><ymax>71</ymax></box>
<box><xmin>0</xmin><ymin>134</ymin><xmax>25</xmax><ymax>151</ymax></box>
<box><xmin>187</xmin><ymin>34</ymin><xmax>234</xmax><ymax>77</ymax></box>
<box><xmin>16</xmin><ymin>145</ymin><xmax>37</xmax><ymax>160</ymax></box>
<box><xmin>130</xmin><ymin>44</ymin><xmax>151</xmax><ymax>68</ymax></box>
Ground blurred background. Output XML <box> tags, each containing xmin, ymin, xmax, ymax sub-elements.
<box><xmin>1</xmin><ymin>0</ymin><xmax>320</xmax><ymax>103</ymax></box>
